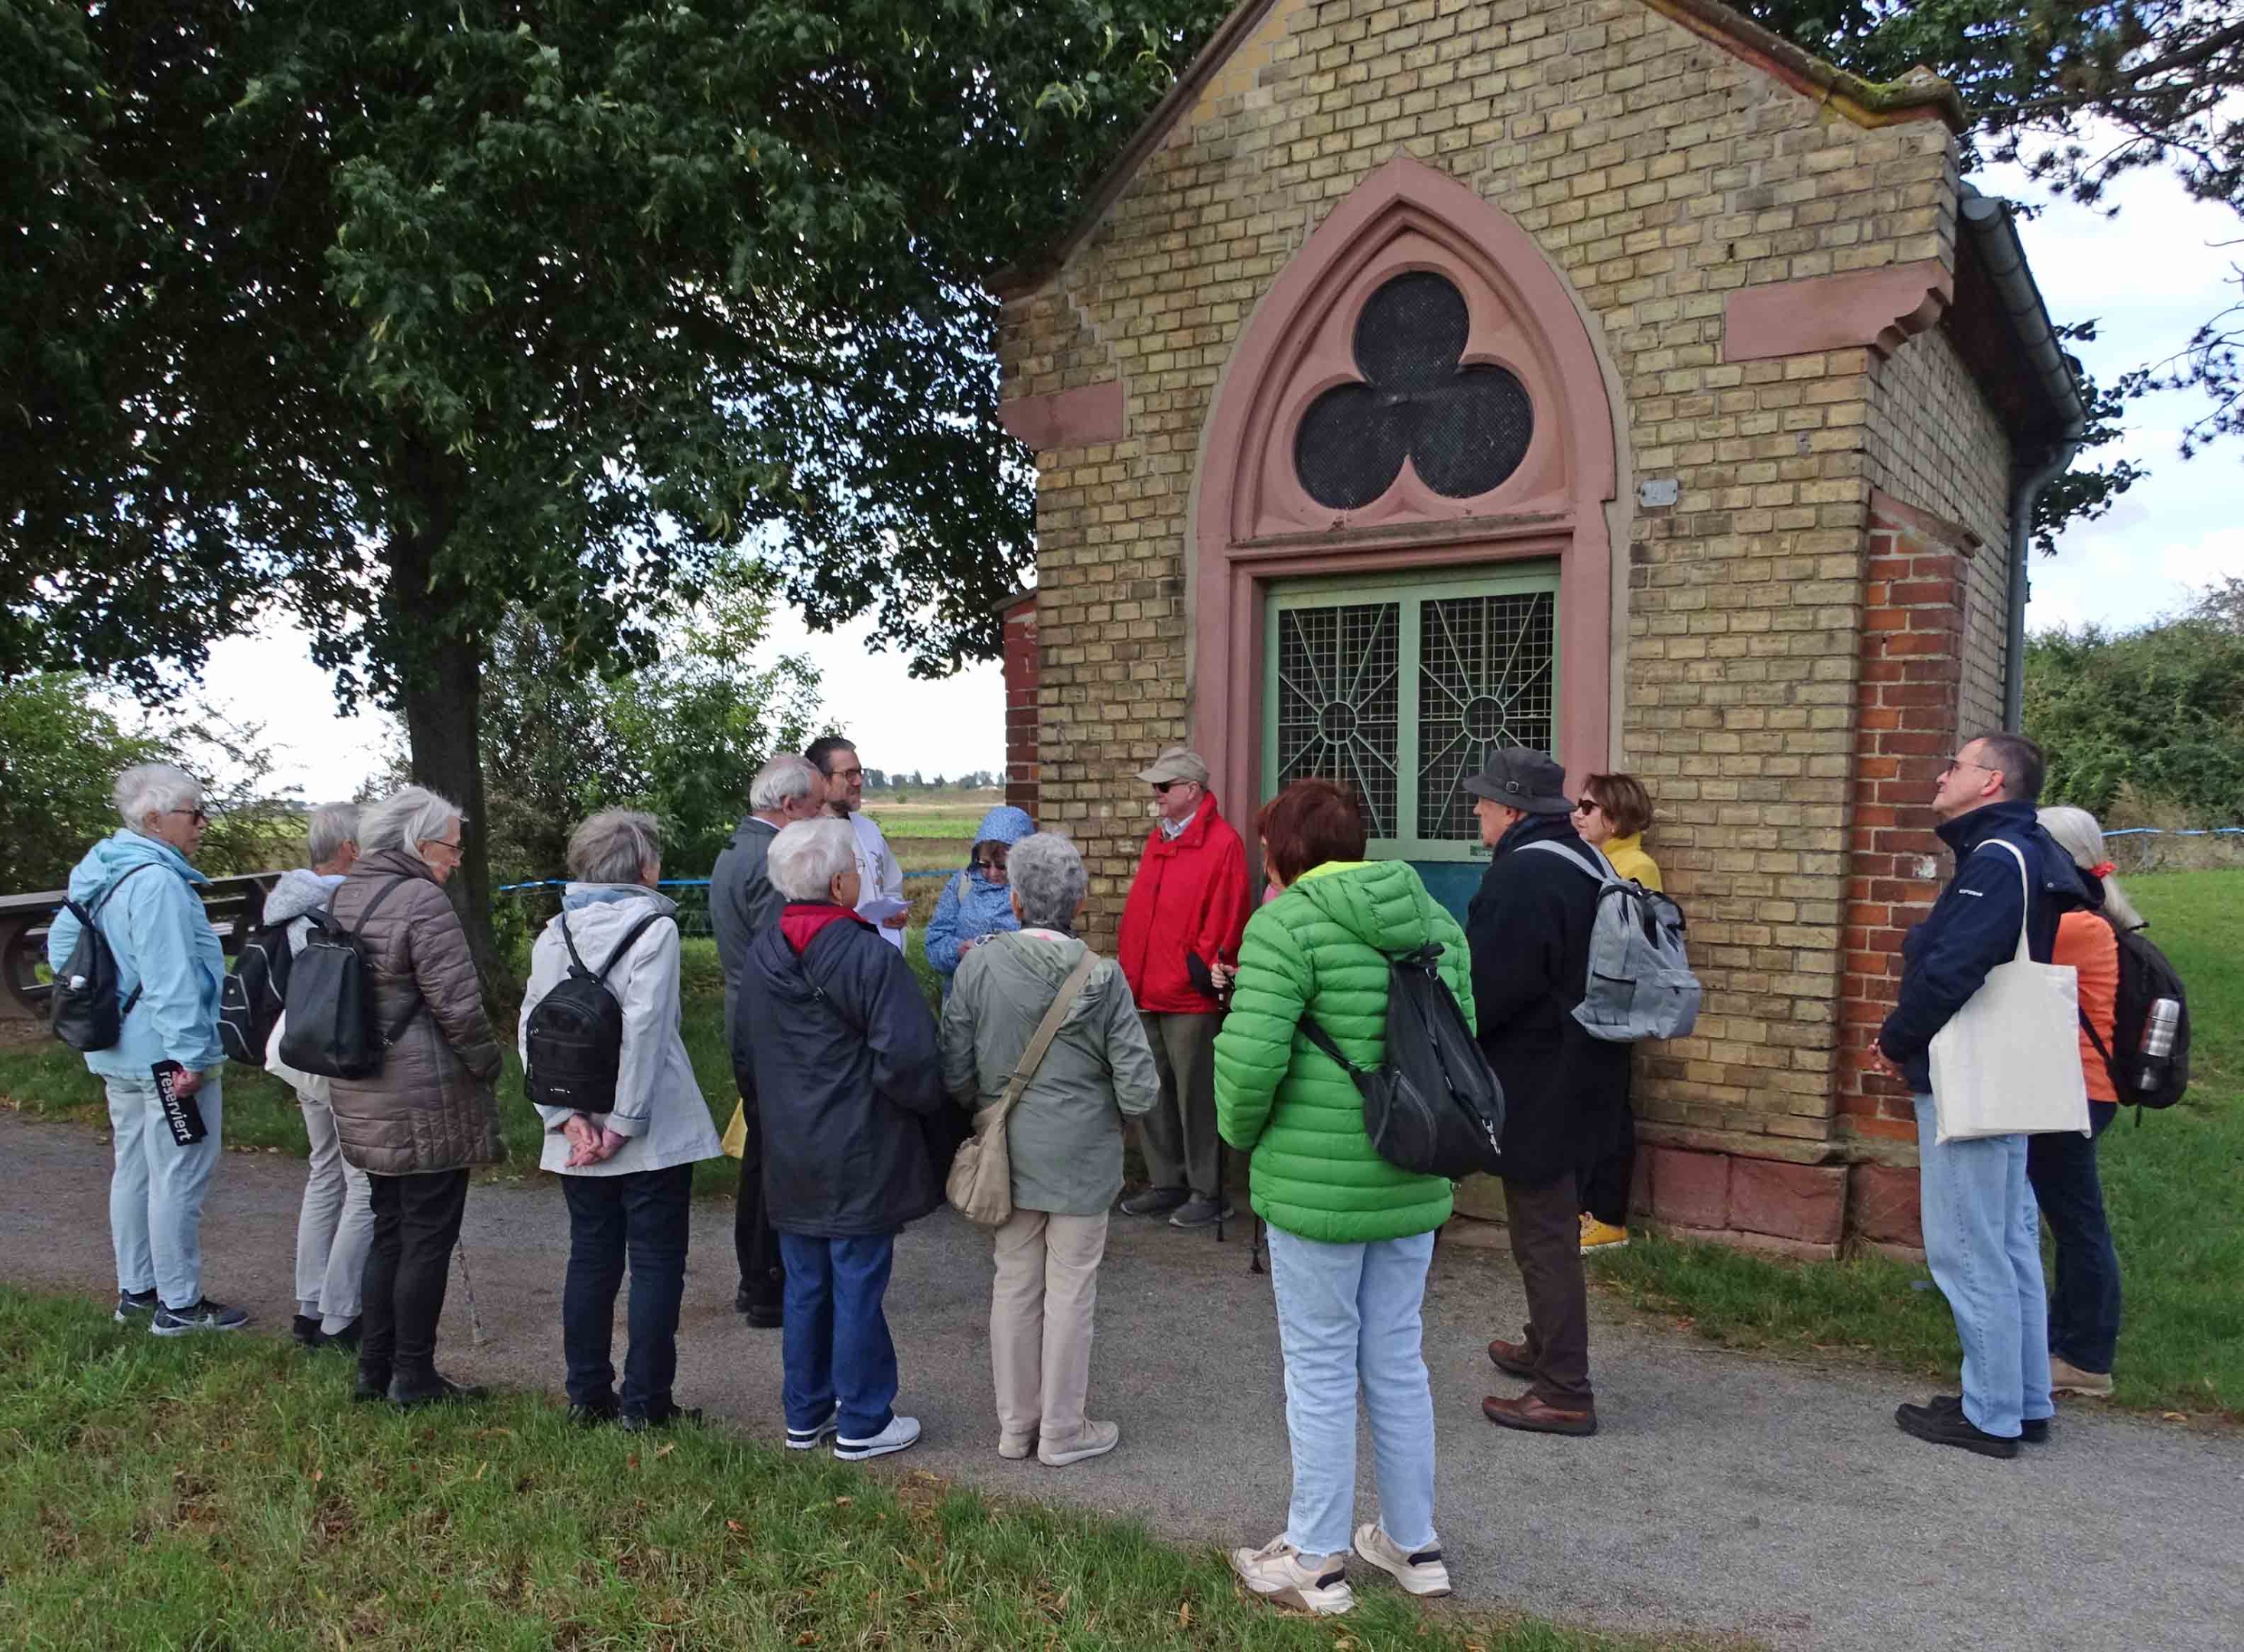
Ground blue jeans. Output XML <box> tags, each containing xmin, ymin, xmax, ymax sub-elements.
<box><xmin>779</xmin><ymin>1231</ymin><xmax>898</xmax><ymax>1440</ymax></box>
<box><xmin>2027</xmin><ymin>1101</ymin><xmax>2122</xmax><ymax>1374</ymax></box>
<box><xmin>1914</xmin><ymin>1095</ymin><xmax>2054</xmax><ymax>1438</ymax></box>
<box><xmin>561</xmin><ymin>1164</ymin><xmax>694</xmax><ymax>1419</ymax></box>
<box><xmin>105</xmin><ymin>1072</ymin><xmax>223</xmax><ymax>1310</ymax></box>
<box><xmin>1265</xmin><ymin>1226</ymin><xmax>1438</xmax><ymax>1559</ymax></box>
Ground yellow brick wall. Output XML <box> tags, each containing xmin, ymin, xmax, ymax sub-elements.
<box><xmin>1000</xmin><ymin>0</ymin><xmax>1994</xmax><ymax>1153</ymax></box>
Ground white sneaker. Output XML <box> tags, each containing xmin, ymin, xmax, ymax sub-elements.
<box><xmin>1228</xmin><ymin>1535</ymin><xmax>1354</xmax><ymax>1615</ymax></box>
<box><xmin>1038</xmin><ymin>1419</ymin><xmax>1120</xmax><ymax>1466</ymax></box>
<box><xmin>834</xmin><ymin>1413</ymin><xmax>922</xmax><ymax>1462</ymax></box>
<box><xmin>1353</xmin><ymin>1521</ymin><xmax>1452</xmax><ymax>1597</ymax></box>
<box><xmin>785</xmin><ymin>1405</ymin><xmax>841</xmax><ymax>1452</ymax></box>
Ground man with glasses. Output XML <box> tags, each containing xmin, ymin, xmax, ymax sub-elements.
<box><xmin>808</xmin><ymin>737</ymin><xmax>908</xmax><ymax>954</ymax></box>
<box><xmin>1116</xmin><ymin>746</ymin><xmax>1249</xmax><ymax>1231</ymax></box>
<box><xmin>1872</xmin><ymin>732</ymin><xmax>2086</xmax><ymax>1458</ymax></box>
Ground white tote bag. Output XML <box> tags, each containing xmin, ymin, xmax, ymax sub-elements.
<box><xmin>1927</xmin><ymin>839</ymin><xmax>2091</xmax><ymax>1143</ymax></box>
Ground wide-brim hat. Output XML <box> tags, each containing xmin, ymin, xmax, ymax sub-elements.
<box><xmin>1461</xmin><ymin>746</ymin><xmax>1572</xmax><ymax>815</ymax></box>
<box><xmin>1136</xmin><ymin>746</ymin><xmax>1211</xmax><ymax>787</ymax></box>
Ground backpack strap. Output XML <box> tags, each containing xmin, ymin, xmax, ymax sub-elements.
<box><xmin>593</xmin><ymin>911</ymin><xmax>670</xmax><ymax>982</ymax></box>
<box><xmin>85</xmin><ymin>862</ymin><xmax>161</xmax><ymax>1020</ymax></box>
<box><xmin>343</xmin><ymin>876</ymin><xmax>426</xmax><ymax>1046</ymax></box>
<box><xmin>1520</xmin><ymin>838</ymin><xmax>1615</xmax><ymax>883</ymax></box>
<box><xmin>1298</xmin><ymin>1013</ymin><xmax>1366</xmax><ymax>1076</ymax></box>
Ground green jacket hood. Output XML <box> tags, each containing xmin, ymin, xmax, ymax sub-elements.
<box><xmin>1288</xmin><ymin>859</ymin><xmax>1452</xmax><ymax>956</ymax></box>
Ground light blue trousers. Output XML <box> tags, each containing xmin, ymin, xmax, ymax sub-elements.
<box><xmin>1914</xmin><ymin>1094</ymin><xmax>2054</xmax><ymax>1438</ymax></box>
<box><xmin>106</xmin><ymin>1072</ymin><xmax>223</xmax><ymax>1311</ymax></box>
<box><xmin>1266</xmin><ymin>1226</ymin><xmax>1439</xmax><ymax>1559</ymax></box>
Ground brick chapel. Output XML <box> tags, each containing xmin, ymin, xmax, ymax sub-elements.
<box><xmin>990</xmin><ymin>0</ymin><xmax>2083</xmax><ymax>1253</ymax></box>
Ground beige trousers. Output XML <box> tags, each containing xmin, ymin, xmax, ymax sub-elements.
<box><xmin>990</xmin><ymin>1208</ymin><xmax>1110</xmax><ymax>1448</ymax></box>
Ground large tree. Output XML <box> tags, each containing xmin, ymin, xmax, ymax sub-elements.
<box><xmin>3</xmin><ymin>0</ymin><xmax>1224</xmax><ymax>959</ymax></box>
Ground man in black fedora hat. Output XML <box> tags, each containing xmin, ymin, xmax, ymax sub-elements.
<box><xmin>1462</xmin><ymin>746</ymin><xmax>1630</xmax><ymax>1437</ymax></box>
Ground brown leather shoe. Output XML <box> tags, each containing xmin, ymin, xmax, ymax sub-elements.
<box><xmin>1486</xmin><ymin>1338</ymin><xmax>1536</xmax><ymax>1380</ymax></box>
<box><xmin>1481</xmin><ymin>1393</ymin><xmax>1597</xmax><ymax>1436</ymax></box>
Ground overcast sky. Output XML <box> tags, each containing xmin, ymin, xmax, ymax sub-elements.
<box><xmin>197</xmin><ymin>153</ymin><xmax>2244</xmax><ymax>802</ymax></box>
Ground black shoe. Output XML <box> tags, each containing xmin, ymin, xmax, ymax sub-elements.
<box><xmin>320</xmin><ymin>1317</ymin><xmax>363</xmax><ymax>1352</ymax></box>
<box><xmin>1167</xmin><ymin>1195</ymin><xmax>1235</xmax><ymax>1230</ymax></box>
<box><xmin>112</xmin><ymin>1289</ymin><xmax>159</xmax><ymax>1324</ymax></box>
<box><xmin>2021</xmin><ymin>1416</ymin><xmax>2051</xmax><ymax>1445</ymax></box>
<box><xmin>1895</xmin><ymin>1394</ymin><xmax>2020</xmax><ymax>1459</ymax></box>
<box><xmin>389</xmin><ymin>1371</ymin><xmax>488</xmax><ymax>1410</ymax></box>
<box><xmin>292</xmin><ymin>1314</ymin><xmax>324</xmax><ymax>1348</ymax></box>
<box><xmin>353</xmin><ymin>1367</ymin><xmax>392</xmax><ymax>1404</ymax></box>
<box><xmin>1119</xmin><ymin>1186</ymin><xmax>1190</xmax><ymax>1218</ymax></box>
<box><xmin>735</xmin><ymin>1286</ymin><xmax>784</xmax><ymax>1328</ymax></box>
<box><xmin>618</xmin><ymin>1406</ymin><xmax>703</xmax><ymax>1434</ymax></box>
<box><xmin>567</xmin><ymin>1402</ymin><xmax>618</xmax><ymax>1429</ymax></box>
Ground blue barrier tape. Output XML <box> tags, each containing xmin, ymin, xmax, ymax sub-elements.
<box><xmin>2103</xmin><ymin>828</ymin><xmax>2244</xmax><ymax>838</ymax></box>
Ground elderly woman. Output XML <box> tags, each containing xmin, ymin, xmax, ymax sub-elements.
<box><xmin>48</xmin><ymin>763</ymin><xmax>242</xmax><ymax>1335</ymax></box>
<box><xmin>262</xmin><ymin>802</ymin><xmax>370</xmax><ymax>1349</ymax></box>
<box><xmin>329</xmin><ymin>785</ymin><xmax>506</xmax><ymax>1409</ymax></box>
<box><xmin>1568</xmin><ymin>770</ymin><xmax>1660</xmax><ymax>1253</ymax></box>
<box><xmin>1215</xmin><ymin>779</ymin><xmax>1472</xmax><ymax>1615</ymax></box>
<box><xmin>520</xmin><ymin>809</ymin><xmax>722</xmax><ymax>1431</ymax></box>
<box><xmin>737</xmin><ymin>816</ymin><xmax>945</xmax><ymax>1462</ymax></box>
<box><xmin>922</xmin><ymin>805</ymin><xmax>1036</xmax><ymax>983</ymax></box>
<box><xmin>940</xmin><ymin>833</ymin><xmax>1157</xmax><ymax>1466</ymax></box>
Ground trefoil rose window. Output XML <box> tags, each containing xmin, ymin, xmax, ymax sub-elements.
<box><xmin>1293</xmin><ymin>271</ymin><xmax>1535</xmax><ymax>510</ymax></box>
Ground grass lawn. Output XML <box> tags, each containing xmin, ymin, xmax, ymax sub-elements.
<box><xmin>0</xmin><ymin>1288</ymin><xmax>1634</xmax><ymax>1651</ymax></box>
<box><xmin>1591</xmin><ymin>867</ymin><xmax>2243</xmax><ymax>1423</ymax></box>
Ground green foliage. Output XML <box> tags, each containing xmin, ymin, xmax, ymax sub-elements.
<box><xmin>2024</xmin><ymin>580</ymin><xmax>2244</xmax><ymax>821</ymax></box>
<box><xmin>0</xmin><ymin>675</ymin><xmax>162</xmax><ymax>891</ymax></box>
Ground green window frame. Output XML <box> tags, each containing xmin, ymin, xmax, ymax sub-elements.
<box><xmin>1262</xmin><ymin>564</ymin><xmax>1561</xmax><ymax>861</ymax></box>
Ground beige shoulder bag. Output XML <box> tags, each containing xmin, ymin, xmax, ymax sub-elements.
<box><xmin>948</xmin><ymin>949</ymin><xmax>1098</xmax><ymax>1227</ymax></box>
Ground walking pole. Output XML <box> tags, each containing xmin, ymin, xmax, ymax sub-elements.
<box><xmin>453</xmin><ymin>1234</ymin><xmax>489</xmax><ymax>1346</ymax></box>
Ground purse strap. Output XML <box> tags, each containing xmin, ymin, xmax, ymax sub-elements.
<box><xmin>986</xmin><ymin>949</ymin><xmax>1098</xmax><ymax>1130</ymax></box>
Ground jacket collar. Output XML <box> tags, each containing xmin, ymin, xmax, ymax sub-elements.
<box><xmin>1494</xmin><ymin>810</ymin><xmax>1582</xmax><ymax>859</ymax></box>
<box><xmin>1934</xmin><ymin>798</ymin><xmax>2040</xmax><ymax>857</ymax></box>
<box><xmin>1147</xmin><ymin>789</ymin><xmax>1222</xmax><ymax>853</ymax></box>
<box><xmin>349</xmin><ymin>846</ymin><xmax>437</xmax><ymax>886</ymax></box>
<box><xmin>780</xmin><ymin>902</ymin><xmax>871</xmax><ymax>954</ymax></box>
<box><xmin>562</xmin><ymin>883</ymin><xmax>678</xmax><ymax>917</ymax></box>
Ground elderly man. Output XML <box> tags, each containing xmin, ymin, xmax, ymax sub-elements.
<box><xmin>262</xmin><ymin>802</ymin><xmax>370</xmax><ymax>1349</ymax></box>
<box><xmin>1464</xmin><ymin>747</ymin><xmax>1628</xmax><ymax>1437</ymax></box>
<box><xmin>1874</xmin><ymin>732</ymin><xmax>2085</xmax><ymax>1458</ymax></box>
<box><xmin>711</xmin><ymin>753</ymin><xmax>826</xmax><ymax>1326</ymax></box>
<box><xmin>808</xmin><ymin>735</ymin><xmax>908</xmax><ymax>954</ymax></box>
<box><xmin>1116</xmin><ymin>746</ymin><xmax>1249</xmax><ymax>1231</ymax></box>
<box><xmin>48</xmin><ymin>763</ymin><xmax>243</xmax><ymax>1335</ymax></box>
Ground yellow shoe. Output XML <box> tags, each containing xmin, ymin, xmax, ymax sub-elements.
<box><xmin>2049</xmin><ymin>1356</ymin><xmax>2113</xmax><ymax>1398</ymax></box>
<box><xmin>1579</xmin><ymin>1214</ymin><xmax>1630</xmax><ymax>1253</ymax></box>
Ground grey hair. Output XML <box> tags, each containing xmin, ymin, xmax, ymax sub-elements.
<box><xmin>306</xmin><ymin>802</ymin><xmax>361</xmax><ymax>867</ymax></box>
<box><xmin>358</xmin><ymin>785</ymin><xmax>465</xmax><ymax>867</ymax></box>
<box><xmin>750</xmin><ymin>753</ymin><xmax>821</xmax><ymax>813</ymax></box>
<box><xmin>114</xmin><ymin>763</ymin><xmax>203</xmax><ymax>829</ymax></box>
<box><xmin>567</xmin><ymin>808</ymin><xmax>662</xmax><ymax>885</ymax></box>
<box><xmin>766</xmin><ymin>817</ymin><xmax>857</xmax><ymax>902</ymax></box>
<box><xmin>1009</xmin><ymin>833</ymin><xmax>1086</xmax><ymax>932</ymax></box>
<box><xmin>2038</xmin><ymin>805</ymin><xmax>2146</xmax><ymax>932</ymax></box>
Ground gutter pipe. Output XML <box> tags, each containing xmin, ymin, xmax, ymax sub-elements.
<box><xmin>1957</xmin><ymin>186</ymin><xmax>2088</xmax><ymax>732</ymax></box>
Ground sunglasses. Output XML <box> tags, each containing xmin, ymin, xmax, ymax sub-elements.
<box><xmin>1153</xmin><ymin>779</ymin><xmax>1198</xmax><ymax>795</ymax></box>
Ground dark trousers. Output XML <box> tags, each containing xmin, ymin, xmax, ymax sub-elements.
<box><xmin>1139</xmin><ymin>1011</ymin><xmax>1222</xmax><ymax>1198</ymax></box>
<box><xmin>778</xmin><ymin>1231</ymin><xmax>897</xmax><ymax>1441</ymax></box>
<box><xmin>561</xmin><ymin>1163</ymin><xmax>694</xmax><ymax>1419</ymax></box>
<box><xmin>1580</xmin><ymin>1093</ymin><xmax>1636</xmax><ymax>1228</ymax></box>
<box><xmin>731</xmin><ymin>1087</ymin><xmax>785</xmax><ymax>1313</ymax></box>
<box><xmin>360</xmin><ymin>1168</ymin><xmax>470</xmax><ymax>1383</ymax></box>
<box><xmin>1502</xmin><ymin>1172</ymin><xmax>1593</xmax><ymax>1406</ymax></box>
<box><xmin>2026</xmin><ymin>1101</ymin><xmax>2122</xmax><ymax>1374</ymax></box>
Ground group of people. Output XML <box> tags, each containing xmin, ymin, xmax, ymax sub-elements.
<box><xmin>50</xmin><ymin>720</ymin><xmax>2141</xmax><ymax>1615</ymax></box>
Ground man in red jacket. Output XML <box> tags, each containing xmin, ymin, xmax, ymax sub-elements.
<box><xmin>1116</xmin><ymin>746</ymin><xmax>1250</xmax><ymax>1230</ymax></box>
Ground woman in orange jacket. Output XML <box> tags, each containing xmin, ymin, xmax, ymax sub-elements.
<box><xmin>2031</xmin><ymin>805</ymin><xmax>2139</xmax><ymax>1400</ymax></box>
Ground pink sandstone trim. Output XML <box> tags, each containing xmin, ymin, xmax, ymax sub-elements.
<box><xmin>997</xmin><ymin>380</ymin><xmax>1126</xmax><ymax>450</ymax></box>
<box><xmin>1723</xmin><ymin>259</ymin><xmax>1953</xmax><ymax>363</ymax></box>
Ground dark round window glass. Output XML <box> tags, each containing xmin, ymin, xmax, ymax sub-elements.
<box><xmin>1294</xmin><ymin>272</ymin><xmax>1534</xmax><ymax>510</ymax></box>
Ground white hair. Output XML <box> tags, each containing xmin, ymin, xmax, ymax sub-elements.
<box><xmin>306</xmin><ymin>802</ymin><xmax>361</xmax><ymax>867</ymax></box>
<box><xmin>114</xmin><ymin>763</ymin><xmax>203</xmax><ymax>829</ymax></box>
<box><xmin>766</xmin><ymin>818</ymin><xmax>857</xmax><ymax>902</ymax></box>
<box><xmin>568</xmin><ymin>808</ymin><xmax>662</xmax><ymax>885</ymax></box>
<box><xmin>1009</xmin><ymin>833</ymin><xmax>1086</xmax><ymax>931</ymax></box>
<box><xmin>750</xmin><ymin>753</ymin><xmax>821</xmax><ymax>814</ymax></box>
<box><xmin>358</xmin><ymin>785</ymin><xmax>464</xmax><ymax>868</ymax></box>
<box><xmin>2038</xmin><ymin>805</ymin><xmax>2145</xmax><ymax>932</ymax></box>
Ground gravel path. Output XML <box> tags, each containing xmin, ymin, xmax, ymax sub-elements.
<box><xmin>4</xmin><ymin>1110</ymin><xmax>2238</xmax><ymax>1650</ymax></box>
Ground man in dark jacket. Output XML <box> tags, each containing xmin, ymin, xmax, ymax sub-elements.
<box><xmin>1463</xmin><ymin>747</ymin><xmax>1628</xmax><ymax>1437</ymax></box>
<box><xmin>711</xmin><ymin>753</ymin><xmax>827</xmax><ymax>1325</ymax></box>
<box><xmin>738</xmin><ymin>817</ymin><xmax>947</xmax><ymax>1463</ymax></box>
<box><xmin>1874</xmin><ymin>732</ymin><xmax>2086</xmax><ymax>1458</ymax></box>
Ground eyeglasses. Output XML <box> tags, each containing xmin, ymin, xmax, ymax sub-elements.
<box><xmin>422</xmin><ymin>836</ymin><xmax>464</xmax><ymax>857</ymax></box>
<box><xmin>164</xmin><ymin>808</ymin><xmax>210</xmax><ymax>826</ymax></box>
<box><xmin>1940</xmin><ymin>756</ymin><xmax>1995</xmax><ymax>779</ymax></box>
<box><xmin>827</xmin><ymin>766</ymin><xmax>864</xmax><ymax>783</ymax></box>
<box><xmin>1571</xmin><ymin>800</ymin><xmax>1600</xmax><ymax>817</ymax></box>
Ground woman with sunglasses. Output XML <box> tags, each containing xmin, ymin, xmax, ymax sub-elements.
<box><xmin>1569</xmin><ymin>772</ymin><xmax>1660</xmax><ymax>1254</ymax></box>
<box><xmin>922</xmin><ymin>805</ymin><xmax>1037</xmax><ymax>987</ymax></box>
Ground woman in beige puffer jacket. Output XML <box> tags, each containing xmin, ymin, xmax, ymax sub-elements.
<box><xmin>328</xmin><ymin>786</ymin><xmax>504</xmax><ymax>1409</ymax></box>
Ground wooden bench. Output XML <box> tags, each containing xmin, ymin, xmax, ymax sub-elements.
<box><xmin>0</xmin><ymin>874</ymin><xmax>281</xmax><ymax>1023</ymax></box>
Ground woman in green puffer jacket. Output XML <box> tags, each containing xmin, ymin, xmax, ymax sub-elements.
<box><xmin>1212</xmin><ymin>779</ymin><xmax>1474</xmax><ymax>1618</ymax></box>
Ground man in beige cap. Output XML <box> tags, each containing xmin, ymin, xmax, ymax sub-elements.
<box><xmin>1114</xmin><ymin>746</ymin><xmax>1250</xmax><ymax>1228</ymax></box>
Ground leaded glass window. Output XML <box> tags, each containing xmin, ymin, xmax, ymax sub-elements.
<box><xmin>1263</xmin><ymin>567</ymin><xmax>1559</xmax><ymax>859</ymax></box>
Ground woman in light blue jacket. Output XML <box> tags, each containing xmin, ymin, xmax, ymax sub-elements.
<box><xmin>519</xmin><ymin>808</ymin><xmax>722</xmax><ymax>1430</ymax></box>
<box><xmin>47</xmin><ymin>763</ymin><xmax>242</xmax><ymax>1336</ymax></box>
<box><xmin>922</xmin><ymin>805</ymin><xmax>1036</xmax><ymax>984</ymax></box>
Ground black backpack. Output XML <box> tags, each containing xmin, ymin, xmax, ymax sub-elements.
<box><xmin>1300</xmin><ymin>942</ymin><xmax>1506</xmax><ymax>1179</ymax></box>
<box><xmin>278</xmin><ymin>878</ymin><xmax>418</xmax><ymax>1079</ymax></box>
<box><xmin>47</xmin><ymin>863</ymin><xmax>157</xmax><ymax>1052</ymax></box>
<box><xmin>218</xmin><ymin>920</ymin><xmax>294</xmax><ymax>1068</ymax></box>
<box><xmin>524</xmin><ymin>910</ymin><xmax>668</xmax><ymax>1114</ymax></box>
<box><xmin>2080</xmin><ymin>915</ymin><xmax>2190</xmax><ymax>1112</ymax></box>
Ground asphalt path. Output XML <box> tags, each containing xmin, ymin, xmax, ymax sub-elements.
<box><xmin>2</xmin><ymin>1110</ymin><xmax>2237</xmax><ymax>1650</ymax></box>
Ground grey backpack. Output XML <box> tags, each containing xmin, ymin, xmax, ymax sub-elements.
<box><xmin>1522</xmin><ymin>841</ymin><xmax>1700</xmax><ymax>1042</ymax></box>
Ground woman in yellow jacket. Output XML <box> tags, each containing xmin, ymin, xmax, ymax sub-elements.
<box><xmin>1570</xmin><ymin>772</ymin><xmax>1660</xmax><ymax>1251</ymax></box>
